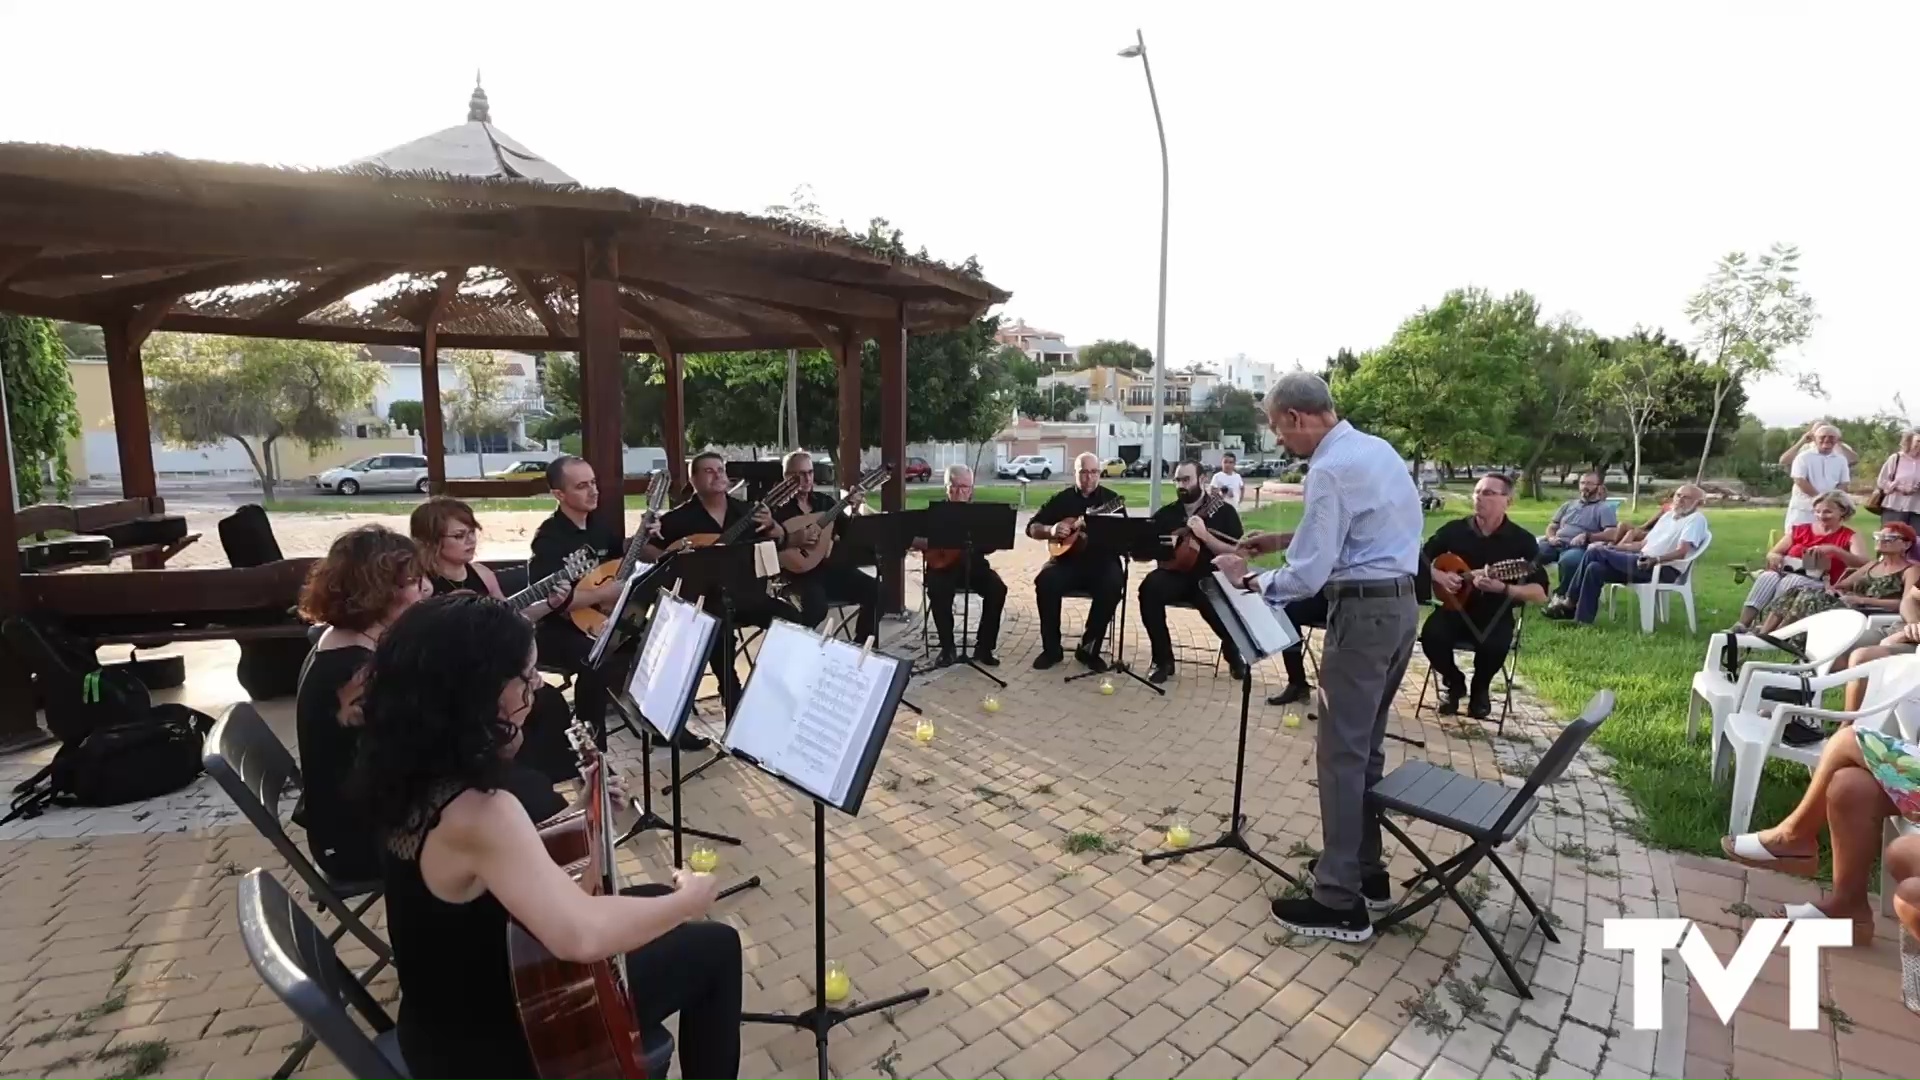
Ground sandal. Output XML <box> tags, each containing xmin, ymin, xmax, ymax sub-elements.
<box><xmin>1783</xmin><ymin>901</ymin><xmax>1875</xmax><ymax>946</ymax></box>
<box><xmin>1720</xmin><ymin>833</ymin><xmax>1819</xmax><ymax>878</ymax></box>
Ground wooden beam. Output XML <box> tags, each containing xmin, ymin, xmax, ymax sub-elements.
<box><xmin>506</xmin><ymin>269</ymin><xmax>567</xmax><ymax>339</ymax></box>
<box><xmin>7</xmin><ymin>250</ymin><xmax>230</xmax><ymax>283</ymax></box>
<box><xmin>878</xmin><ymin>312</ymin><xmax>908</xmax><ymax>613</ymax></box>
<box><xmin>639</xmin><ymin>256</ymin><xmax>898</xmax><ymax>322</ymax></box>
<box><xmin>659</xmin><ymin>341</ymin><xmax>686</xmax><ymax>492</ymax></box>
<box><xmin>0</xmin><ymin>245</ymin><xmax>40</xmax><ymax>288</ymax></box>
<box><xmin>578</xmin><ymin>235</ymin><xmax>626</xmax><ymax>539</ymax></box>
<box><xmin>101</xmin><ymin>317</ymin><xmax>158</xmax><ymax>502</ymax></box>
<box><xmin>84</xmin><ymin>258</ymin><xmax>311</xmax><ymax>314</ymax></box>
<box><xmin>617</xmin><ymin>292</ymin><xmax>692</xmax><ymax>352</ymax></box>
<box><xmin>836</xmin><ymin>324</ymin><xmax>863</xmax><ymax>494</ymax></box>
<box><xmin>419</xmin><ymin>267</ymin><xmax>465</xmax><ymax>492</ymax></box>
<box><xmin>125</xmin><ymin>301</ymin><xmax>173</xmax><ymax>349</ymax></box>
<box><xmin>0</xmin><ymin>376</ymin><xmax>28</xmax><ymax>738</ymax></box>
<box><xmin>255</xmin><ymin>263</ymin><xmax>400</xmax><ymax>323</ymax></box>
<box><xmin>621</xmin><ymin>279</ymin><xmax>787</xmax><ymax>337</ymax></box>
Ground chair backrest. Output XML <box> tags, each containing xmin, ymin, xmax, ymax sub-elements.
<box><xmin>1670</xmin><ymin>532</ymin><xmax>1712</xmax><ymax>582</ymax></box>
<box><xmin>203</xmin><ymin>703</ymin><xmax>358</xmax><ymax>901</ymax></box>
<box><xmin>1490</xmin><ymin>690</ymin><xmax>1613</xmax><ymax>834</ymax></box>
<box><xmin>237</xmin><ymin>870</ymin><xmax>403</xmax><ymax>1079</ymax></box>
<box><xmin>1857</xmin><ymin>654</ymin><xmax>1920</xmax><ymax>714</ymax></box>
<box><xmin>1795</xmin><ymin>609</ymin><xmax>1871</xmax><ymax>675</ymax></box>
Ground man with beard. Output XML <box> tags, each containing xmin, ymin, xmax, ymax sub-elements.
<box><xmin>1136</xmin><ymin>460</ymin><xmax>1247</xmax><ymax>683</ymax></box>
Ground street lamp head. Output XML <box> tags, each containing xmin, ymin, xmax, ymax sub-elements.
<box><xmin>1118</xmin><ymin>44</ymin><xmax>1143</xmax><ymax>58</ymax></box>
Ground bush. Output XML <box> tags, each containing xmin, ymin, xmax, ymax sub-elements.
<box><xmin>1713</xmin><ymin>457</ymin><xmax>1791</xmax><ymax>497</ymax></box>
<box><xmin>1280</xmin><ymin>468</ymin><xmax>1305</xmax><ymax>483</ymax></box>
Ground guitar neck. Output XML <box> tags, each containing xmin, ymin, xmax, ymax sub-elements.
<box><xmin>506</xmin><ymin>567</ymin><xmax>574</xmax><ymax>612</ymax></box>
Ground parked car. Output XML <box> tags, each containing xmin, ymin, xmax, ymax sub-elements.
<box><xmin>1102</xmin><ymin>458</ymin><xmax>1128</xmax><ymax>478</ymax></box>
<box><xmin>903</xmin><ymin>456</ymin><xmax>933</xmax><ymax>483</ymax></box>
<box><xmin>314</xmin><ymin>454</ymin><xmax>431</xmax><ymax>495</ymax></box>
<box><xmin>486</xmin><ymin>458</ymin><xmax>554</xmax><ymax>481</ymax></box>
<box><xmin>1240</xmin><ymin>459</ymin><xmax>1277</xmax><ymax>479</ymax></box>
<box><xmin>996</xmin><ymin>455</ymin><xmax>1054</xmax><ymax>480</ymax></box>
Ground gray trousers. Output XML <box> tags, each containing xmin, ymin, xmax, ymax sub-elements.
<box><xmin>1312</xmin><ymin>581</ymin><xmax>1419</xmax><ymax>910</ymax></box>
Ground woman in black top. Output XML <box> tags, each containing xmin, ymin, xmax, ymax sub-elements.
<box><xmin>291</xmin><ymin>526</ymin><xmax>429</xmax><ymax>882</ymax></box>
<box><xmin>352</xmin><ymin>595</ymin><xmax>742</xmax><ymax>1080</ymax></box>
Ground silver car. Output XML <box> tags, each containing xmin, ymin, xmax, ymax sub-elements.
<box><xmin>313</xmin><ymin>454</ymin><xmax>431</xmax><ymax>495</ymax></box>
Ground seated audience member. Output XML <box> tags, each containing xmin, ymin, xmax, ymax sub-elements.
<box><xmin>1834</xmin><ymin>581</ymin><xmax>1920</xmax><ymax>711</ymax></box>
<box><xmin>1419</xmin><ymin>473</ymin><xmax>1549</xmax><ymax>719</ymax></box>
<box><xmin>1730</xmin><ymin>490</ymin><xmax>1863</xmax><ymax>631</ymax></box>
<box><xmin>1720</xmin><ymin>725</ymin><xmax>1920</xmax><ymax>949</ymax></box>
<box><xmin>1545</xmin><ymin>485</ymin><xmax>1710</xmax><ymax>625</ymax></box>
<box><xmin>291</xmin><ymin>525</ymin><xmax>428</xmax><ymax>882</ymax></box>
<box><xmin>1537</xmin><ymin>471</ymin><xmax>1620</xmax><ymax>598</ymax></box>
<box><xmin>1755</xmin><ymin>521</ymin><xmax>1917</xmax><ymax>634</ymax></box>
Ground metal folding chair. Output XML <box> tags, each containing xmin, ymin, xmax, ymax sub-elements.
<box><xmin>1369</xmin><ymin>690</ymin><xmax>1613</xmax><ymax>998</ymax></box>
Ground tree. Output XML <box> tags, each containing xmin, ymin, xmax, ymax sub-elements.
<box><xmin>1319</xmin><ymin>348</ymin><xmax>1362</xmax><ymax>386</ymax></box>
<box><xmin>1</xmin><ymin>315</ymin><xmax>82</xmax><ymax>503</ymax></box>
<box><xmin>1684</xmin><ymin>243</ymin><xmax>1819</xmax><ymax>482</ymax></box>
<box><xmin>1506</xmin><ymin>317</ymin><xmax>1601</xmax><ymax>499</ymax></box>
<box><xmin>442</xmin><ymin>350</ymin><xmax>515</xmax><ymax>469</ymax></box>
<box><xmin>145</xmin><ymin>335</ymin><xmax>383</xmax><ymax>500</ymax></box>
<box><xmin>1014</xmin><ymin>384</ymin><xmax>1087</xmax><ymax>422</ymax></box>
<box><xmin>536</xmin><ymin>354</ymin><xmax>667</xmax><ymax>446</ymax></box>
<box><xmin>1331</xmin><ymin>288</ymin><xmax>1541</xmax><ymax>472</ymax></box>
<box><xmin>999</xmin><ymin>346</ymin><xmax>1045</xmax><ymax>388</ymax></box>
<box><xmin>1592</xmin><ymin>332</ymin><xmax>1673</xmax><ymax>509</ymax></box>
<box><xmin>1076</xmin><ymin>340</ymin><xmax>1153</xmax><ymax>371</ymax></box>
<box><xmin>53</xmin><ymin>321</ymin><xmax>104</xmax><ymax>359</ymax></box>
<box><xmin>386</xmin><ymin>399</ymin><xmax>424</xmax><ymax>434</ymax></box>
<box><xmin>1185</xmin><ymin>387</ymin><xmax>1264</xmax><ymax>448</ymax></box>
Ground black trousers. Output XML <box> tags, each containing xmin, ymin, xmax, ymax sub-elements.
<box><xmin>927</xmin><ymin>556</ymin><xmax>1006</xmax><ymax>654</ymax></box>
<box><xmin>1419</xmin><ymin>608</ymin><xmax>1515</xmax><ymax>695</ymax></box>
<box><xmin>1136</xmin><ymin>567</ymin><xmax>1241</xmax><ymax>667</ymax></box>
<box><xmin>783</xmin><ymin>564</ymin><xmax>879</xmax><ymax>645</ymax></box>
<box><xmin>1280</xmin><ymin>594</ymin><xmax>1331</xmax><ymax>686</ymax></box>
<box><xmin>1034</xmin><ymin>555</ymin><xmax>1125</xmax><ymax>652</ymax></box>
<box><xmin>697</xmin><ymin>589</ymin><xmax>802</xmax><ymax>712</ymax></box>
<box><xmin>620</xmin><ymin>884</ymin><xmax>743</xmax><ymax>1080</ymax></box>
<box><xmin>534</xmin><ymin>620</ymin><xmax>633</xmax><ymax>744</ymax></box>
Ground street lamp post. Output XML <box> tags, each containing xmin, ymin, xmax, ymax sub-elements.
<box><xmin>1119</xmin><ymin>29</ymin><xmax>1170</xmax><ymax>511</ymax></box>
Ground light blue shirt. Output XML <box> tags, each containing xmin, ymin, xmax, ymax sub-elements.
<box><xmin>1257</xmin><ymin>421</ymin><xmax>1423</xmax><ymax>604</ymax></box>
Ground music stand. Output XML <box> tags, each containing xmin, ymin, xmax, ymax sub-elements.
<box><xmin>1143</xmin><ymin>574</ymin><xmax>1301</xmax><ymax>887</ymax></box>
<box><xmin>660</xmin><ymin>540</ymin><xmax>774</xmax><ymax>795</ymax></box>
<box><xmin>837</xmin><ymin>512</ymin><xmax>925</xmax><ymax>713</ymax></box>
<box><xmin>728</xmin><ymin>622</ymin><xmax>928</xmax><ymax>1080</ymax></box>
<box><xmin>917</xmin><ymin>501</ymin><xmax>1014</xmax><ymax>688</ymax></box>
<box><xmin>1068</xmin><ymin>514</ymin><xmax>1163</xmax><ymax>695</ymax></box>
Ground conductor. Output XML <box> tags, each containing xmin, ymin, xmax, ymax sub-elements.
<box><xmin>1213</xmin><ymin>373</ymin><xmax>1423</xmax><ymax>943</ymax></box>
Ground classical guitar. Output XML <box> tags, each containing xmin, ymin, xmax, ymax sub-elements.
<box><xmin>507</xmin><ymin>548</ymin><xmax>597</xmax><ymax>615</ymax></box>
<box><xmin>1046</xmin><ymin>496</ymin><xmax>1126</xmax><ymax>559</ymax></box>
<box><xmin>570</xmin><ymin>473</ymin><xmax>671</xmax><ymax>636</ymax></box>
<box><xmin>508</xmin><ymin>719</ymin><xmax>648</xmax><ymax>1079</ymax></box>
<box><xmin>776</xmin><ymin>466</ymin><xmax>892</xmax><ymax>576</ymax></box>
<box><xmin>1159</xmin><ymin>492</ymin><xmax>1242</xmax><ymax>573</ymax></box>
<box><xmin>1430</xmin><ymin>553</ymin><xmax>1534</xmax><ymax>612</ymax></box>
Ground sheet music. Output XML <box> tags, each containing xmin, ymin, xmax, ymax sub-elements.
<box><xmin>627</xmin><ymin>594</ymin><xmax>716</xmax><ymax>739</ymax></box>
<box><xmin>1211</xmin><ymin>571</ymin><xmax>1301</xmax><ymax>658</ymax></box>
<box><xmin>586</xmin><ymin>574</ymin><xmax>642</xmax><ymax>667</ymax></box>
<box><xmin>725</xmin><ymin>620</ymin><xmax>898</xmax><ymax>808</ymax></box>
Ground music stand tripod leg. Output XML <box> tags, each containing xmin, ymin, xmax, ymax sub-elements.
<box><xmin>615</xmin><ymin>725</ymin><xmax>746</xmax><ymax>849</ymax></box>
<box><xmin>1063</xmin><ymin>559</ymin><xmax>1164</xmax><ymax>695</ymax></box>
<box><xmin>666</xmin><ymin>742</ymin><xmax>760</xmax><ymax>902</ymax></box>
<box><xmin>663</xmin><ymin>598</ymin><xmax>744</xmax><ymax>797</ymax></box>
<box><xmin>741</xmin><ymin>802</ymin><xmax>928</xmax><ymax>1080</ymax></box>
<box><xmin>1140</xmin><ymin>670</ymin><xmax>1298</xmax><ymax>884</ymax></box>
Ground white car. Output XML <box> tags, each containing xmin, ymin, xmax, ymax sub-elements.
<box><xmin>996</xmin><ymin>455</ymin><xmax>1054</xmax><ymax>480</ymax></box>
<box><xmin>313</xmin><ymin>454</ymin><xmax>431</xmax><ymax>495</ymax></box>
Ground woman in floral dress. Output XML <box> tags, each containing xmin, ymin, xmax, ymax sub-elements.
<box><xmin>1756</xmin><ymin>522</ymin><xmax>1919</xmax><ymax>634</ymax></box>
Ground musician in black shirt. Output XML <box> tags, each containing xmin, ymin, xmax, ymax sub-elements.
<box><xmin>1027</xmin><ymin>453</ymin><xmax>1126</xmax><ymax>671</ymax></box>
<box><xmin>769</xmin><ymin>451</ymin><xmax>880</xmax><ymax>646</ymax></box>
<box><xmin>914</xmin><ymin>464</ymin><xmax>1006</xmax><ymax>666</ymax></box>
<box><xmin>1419</xmin><ymin>473</ymin><xmax>1549</xmax><ymax>718</ymax></box>
<box><xmin>1138</xmin><ymin>461</ymin><xmax>1247</xmax><ymax>683</ymax></box>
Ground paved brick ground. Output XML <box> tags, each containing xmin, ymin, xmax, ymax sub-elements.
<box><xmin>2</xmin><ymin>519</ymin><xmax>1916</xmax><ymax>1079</ymax></box>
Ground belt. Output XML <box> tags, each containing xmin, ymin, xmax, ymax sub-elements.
<box><xmin>1324</xmin><ymin>576</ymin><xmax>1414</xmax><ymax>600</ymax></box>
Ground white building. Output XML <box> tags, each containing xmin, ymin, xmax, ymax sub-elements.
<box><xmin>996</xmin><ymin>318</ymin><xmax>1077</xmax><ymax>368</ymax></box>
<box><xmin>363</xmin><ymin>345</ymin><xmax>546</xmax><ymax>451</ymax></box>
<box><xmin>1223</xmin><ymin>354</ymin><xmax>1282</xmax><ymax>397</ymax></box>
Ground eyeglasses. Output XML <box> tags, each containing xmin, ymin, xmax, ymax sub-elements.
<box><xmin>443</xmin><ymin>529</ymin><xmax>476</xmax><ymax>543</ymax></box>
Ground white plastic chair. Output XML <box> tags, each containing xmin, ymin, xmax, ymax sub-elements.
<box><xmin>1606</xmin><ymin>533</ymin><xmax>1712</xmax><ymax>634</ymax></box>
<box><xmin>1719</xmin><ymin>653</ymin><xmax>1920</xmax><ymax>835</ymax></box>
<box><xmin>1689</xmin><ymin>609</ymin><xmax>1868</xmax><ymax>778</ymax></box>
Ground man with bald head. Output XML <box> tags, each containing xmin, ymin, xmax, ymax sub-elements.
<box><xmin>1548</xmin><ymin>484</ymin><xmax>1711</xmax><ymax>625</ymax></box>
<box><xmin>1784</xmin><ymin>423</ymin><xmax>1852</xmax><ymax>531</ymax></box>
<box><xmin>1027</xmin><ymin>452</ymin><xmax>1126</xmax><ymax>671</ymax></box>
<box><xmin>917</xmin><ymin>465</ymin><xmax>1006</xmax><ymax>666</ymax></box>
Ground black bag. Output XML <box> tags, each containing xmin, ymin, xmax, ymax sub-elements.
<box><xmin>0</xmin><ymin>616</ymin><xmax>152</xmax><ymax>744</ymax></box>
<box><xmin>4</xmin><ymin>705</ymin><xmax>216</xmax><ymax>824</ymax></box>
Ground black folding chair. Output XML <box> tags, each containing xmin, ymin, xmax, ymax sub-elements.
<box><xmin>1369</xmin><ymin>690</ymin><xmax>1612</xmax><ymax>998</ymax></box>
<box><xmin>204</xmin><ymin>703</ymin><xmax>393</xmax><ymax>1077</ymax></box>
<box><xmin>1413</xmin><ymin>609</ymin><xmax>1526</xmax><ymax>734</ymax></box>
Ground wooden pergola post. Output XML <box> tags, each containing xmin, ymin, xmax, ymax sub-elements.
<box><xmin>658</xmin><ymin>343</ymin><xmax>687</xmax><ymax>491</ymax></box>
<box><xmin>835</xmin><ymin>325</ymin><xmax>862</xmax><ymax>485</ymax></box>
<box><xmin>0</xmin><ymin>420</ymin><xmax>30</xmax><ymax>741</ymax></box>
<box><xmin>578</xmin><ymin>235</ymin><xmax>625</xmax><ymax>537</ymax></box>
<box><xmin>101</xmin><ymin>316</ymin><xmax>157</xmax><ymax>500</ymax></box>
<box><xmin>419</xmin><ymin>268</ymin><xmax>463</xmax><ymax>493</ymax></box>
<box><xmin>878</xmin><ymin>311</ymin><xmax>909</xmax><ymax>614</ymax></box>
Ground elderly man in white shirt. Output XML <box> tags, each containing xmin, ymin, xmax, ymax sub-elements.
<box><xmin>1784</xmin><ymin>424</ymin><xmax>1852</xmax><ymax>530</ymax></box>
<box><xmin>1214</xmin><ymin>373</ymin><xmax>1424</xmax><ymax>942</ymax></box>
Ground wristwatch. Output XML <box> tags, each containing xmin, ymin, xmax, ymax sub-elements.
<box><xmin>1240</xmin><ymin>573</ymin><xmax>1260</xmax><ymax>592</ymax></box>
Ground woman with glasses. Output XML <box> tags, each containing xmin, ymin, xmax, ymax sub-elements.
<box><xmin>352</xmin><ymin>595</ymin><xmax>743</xmax><ymax>1079</ymax></box>
<box><xmin>1754</xmin><ymin>521</ymin><xmax>1919</xmax><ymax>634</ymax></box>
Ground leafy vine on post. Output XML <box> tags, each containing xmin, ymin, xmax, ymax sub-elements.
<box><xmin>144</xmin><ymin>334</ymin><xmax>383</xmax><ymax>502</ymax></box>
<box><xmin>0</xmin><ymin>314</ymin><xmax>82</xmax><ymax>504</ymax></box>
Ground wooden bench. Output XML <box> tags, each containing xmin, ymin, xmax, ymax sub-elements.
<box><xmin>14</xmin><ymin>498</ymin><xmax>201</xmax><ymax>572</ymax></box>
<box><xmin>22</xmin><ymin>558</ymin><xmax>314</xmax><ymax>645</ymax></box>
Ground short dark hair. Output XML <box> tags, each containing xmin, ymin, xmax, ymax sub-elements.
<box><xmin>545</xmin><ymin>455</ymin><xmax>586</xmax><ymax>491</ymax></box>
<box><xmin>1221</xmin><ymin>452</ymin><xmax>1237</xmax><ymax>461</ymax></box>
<box><xmin>1479</xmin><ymin>472</ymin><xmax>1515</xmax><ymax>494</ymax></box>
<box><xmin>1175</xmin><ymin>459</ymin><xmax>1203</xmax><ymax>477</ymax></box>
<box><xmin>689</xmin><ymin>451</ymin><xmax>725</xmax><ymax>478</ymax></box>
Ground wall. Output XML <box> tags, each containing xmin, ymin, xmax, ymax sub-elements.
<box><xmin>81</xmin><ymin>431</ymin><xmax>421</xmax><ymax>481</ymax></box>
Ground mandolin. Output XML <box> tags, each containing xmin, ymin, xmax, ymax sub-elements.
<box><xmin>570</xmin><ymin>473</ymin><xmax>671</xmax><ymax>636</ymax></box>
<box><xmin>776</xmin><ymin>466</ymin><xmax>892</xmax><ymax>576</ymax></box>
<box><xmin>507</xmin><ymin>719</ymin><xmax>649</xmax><ymax>1078</ymax></box>
<box><xmin>1430</xmin><ymin>552</ymin><xmax>1534</xmax><ymax>612</ymax></box>
<box><xmin>1159</xmin><ymin>492</ymin><xmax>1241</xmax><ymax>573</ymax></box>
<box><xmin>623</xmin><ymin>474</ymin><xmax>804</xmax><ymax>602</ymax></box>
<box><xmin>1046</xmin><ymin>496</ymin><xmax>1127</xmax><ymax>559</ymax></box>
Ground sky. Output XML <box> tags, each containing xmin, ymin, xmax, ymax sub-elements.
<box><xmin>2</xmin><ymin>1</ymin><xmax>1912</xmax><ymax>427</ymax></box>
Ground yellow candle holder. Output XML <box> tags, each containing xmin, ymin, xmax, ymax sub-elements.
<box><xmin>687</xmin><ymin>843</ymin><xmax>718</xmax><ymax>875</ymax></box>
<box><xmin>1098</xmin><ymin>677</ymin><xmax>1116</xmax><ymax>696</ymax></box>
<box><xmin>914</xmin><ymin>719</ymin><xmax>937</xmax><ymax>743</ymax></box>
<box><xmin>823</xmin><ymin>960</ymin><xmax>851</xmax><ymax>1003</ymax></box>
<box><xmin>1283</xmin><ymin>714</ymin><xmax>1303</xmax><ymax>730</ymax></box>
<box><xmin>982</xmin><ymin>696</ymin><xmax>1002</xmax><ymax>714</ymax></box>
<box><xmin>1166</xmin><ymin>820</ymin><xmax>1193</xmax><ymax>849</ymax></box>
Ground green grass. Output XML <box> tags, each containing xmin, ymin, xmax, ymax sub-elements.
<box><xmin>1237</xmin><ymin>488</ymin><xmax>1807</xmax><ymax>860</ymax></box>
